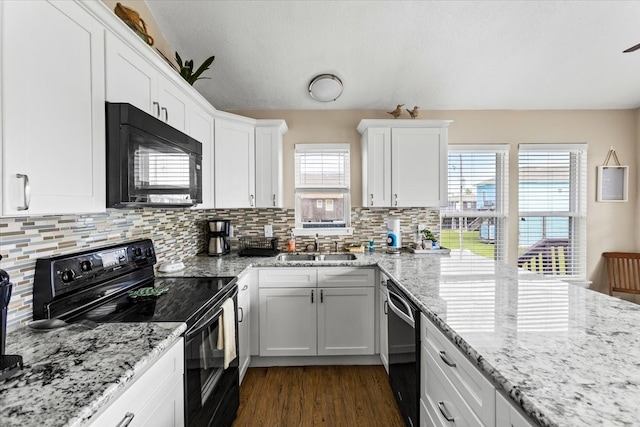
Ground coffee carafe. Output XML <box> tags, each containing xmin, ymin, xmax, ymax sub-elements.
<box><xmin>207</xmin><ymin>219</ymin><xmax>231</xmax><ymax>256</ymax></box>
<box><xmin>0</xmin><ymin>254</ymin><xmax>23</xmax><ymax>381</ymax></box>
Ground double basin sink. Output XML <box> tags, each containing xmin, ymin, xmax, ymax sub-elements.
<box><xmin>276</xmin><ymin>253</ymin><xmax>357</xmax><ymax>262</ymax></box>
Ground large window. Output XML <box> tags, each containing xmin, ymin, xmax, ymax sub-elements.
<box><xmin>440</xmin><ymin>145</ymin><xmax>509</xmax><ymax>262</ymax></box>
<box><xmin>294</xmin><ymin>144</ymin><xmax>351</xmax><ymax>234</ymax></box>
<box><xmin>518</xmin><ymin>144</ymin><xmax>587</xmax><ymax>281</ymax></box>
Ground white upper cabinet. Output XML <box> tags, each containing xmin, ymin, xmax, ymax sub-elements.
<box><xmin>105</xmin><ymin>31</ymin><xmax>189</xmax><ymax>133</ymax></box>
<box><xmin>1</xmin><ymin>0</ymin><xmax>106</xmax><ymax>216</ymax></box>
<box><xmin>255</xmin><ymin>121</ymin><xmax>287</xmax><ymax>208</ymax></box>
<box><xmin>214</xmin><ymin>118</ymin><xmax>256</xmax><ymax>208</ymax></box>
<box><xmin>188</xmin><ymin>102</ymin><xmax>215</xmax><ymax>208</ymax></box>
<box><xmin>361</xmin><ymin>128</ymin><xmax>392</xmax><ymax>207</ymax></box>
<box><xmin>358</xmin><ymin>120</ymin><xmax>452</xmax><ymax>208</ymax></box>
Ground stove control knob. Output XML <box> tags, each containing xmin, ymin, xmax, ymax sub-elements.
<box><xmin>80</xmin><ymin>260</ymin><xmax>92</xmax><ymax>272</ymax></box>
<box><xmin>61</xmin><ymin>269</ymin><xmax>75</xmax><ymax>284</ymax></box>
<box><xmin>134</xmin><ymin>247</ymin><xmax>143</xmax><ymax>257</ymax></box>
<box><xmin>145</xmin><ymin>248</ymin><xmax>153</xmax><ymax>257</ymax></box>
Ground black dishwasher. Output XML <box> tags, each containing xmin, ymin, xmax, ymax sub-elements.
<box><xmin>387</xmin><ymin>280</ymin><xmax>420</xmax><ymax>427</ymax></box>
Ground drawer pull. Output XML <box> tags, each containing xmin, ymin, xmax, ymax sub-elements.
<box><xmin>238</xmin><ymin>307</ymin><xmax>244</xmax><ymax>323</ymax></box>
<box><xmin>116</xmin><ymin>412</ymin><xmax>135</xmax><ymax>427</ymax></box>
<box><xmin>439</xmin><ymin>350</ymin><xmax>457</xmax><ymax>368</ymax></box>
<box><xmin>437</xmin><ymin>401</ymin><xmax>455</xmax><ymax>422</ymax></box>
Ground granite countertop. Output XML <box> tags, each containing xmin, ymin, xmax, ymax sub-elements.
<box><xmin>3</xmin><ymin>250</ymin><xmax>639</xmax><ymax>427</ymax></box>
<box><xmin>167</xmin><ymin>250</ymin><xmax>640</xmax><ymax>427</ymax></box>
<box><xmin>0</xmin><ymin>322</ymin><xmax>186</xmax><ymax>427</ymax></box>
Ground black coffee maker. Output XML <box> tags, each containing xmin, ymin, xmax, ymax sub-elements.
<box><xmin>1</xmin><ymin>254</ymin><xmax>23</xmax><ymax>381</ymax></box>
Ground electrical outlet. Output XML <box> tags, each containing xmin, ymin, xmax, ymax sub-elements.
<box><xmin>264</xmin><ymin>224</ymin><xmax>273</xmax><ymax>238</ymax></box>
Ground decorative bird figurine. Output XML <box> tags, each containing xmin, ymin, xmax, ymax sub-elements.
<box><xmin>387</xmin><ymin>104</ymin><xmax>404</xmax><ymax>119</ymax></box>
<box><xmin>406</xmin><ymin>106</ymin><xmax>420</xmax><ymax>119</ymax></box>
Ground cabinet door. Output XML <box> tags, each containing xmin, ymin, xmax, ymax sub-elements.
<box><xmin>255</xmin><ymin>126</ymin><xmax>283</xmax><ymax>208</ymax></box>
<box><xmin>214</xmin><ymin>119</ymin><xmax>256</xmax><ymax>208</ymax></box>
<box><xmin>2</xmin><ymin>0</ymin><xmax>105</xmax><ymax>216</ymax></box>
<box><xmin>188</xmin><ymin>103</ymin><xmax>215</xmax><ymax>208</ymax></box>
<box><xmin>317</xmin><ymin>287</ymin><xmax>375</xmax><ymax>356</ymax></box>
<box><xmin>379</xmin><ymin>276</ymin><xmax>389</xmax><ymax>373</ymax></box>
<box><xmin>496</xmin><ymin>392</ymin><xmax>535</xmax><ymax>427</ymax></box>
<box><xmin>105</xmin><ymin>31</ymin><xmax>157</xmax><ymax>115</ymax></box>
<box><xmin>158</xmin><ymin>77</ymin><xmax>188</xmax><ymax>132</ymax></box>
<box><xmin>259</xmin><ymin>288</ymin><xmax>317</xmax><ymax>356</ymax></box>
<box><xmin>238</xmin><ymin>278</ymin><xmax>251</xmax><ymax>384</ymax></box>
<box><xmin>362</xmin><ymin>128</ymin><xmax>392</xmax><ymax>207</ymax></box>
<box><xmin>391</xmin><ymin>128</ymin><xmax>447</xmax><ymax>207</ymax></box>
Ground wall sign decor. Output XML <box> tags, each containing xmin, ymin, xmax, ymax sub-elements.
<box><xmin>597</xmin><ymin>146</ymin><xmax>628</xmax><ymax>202</ymax></box>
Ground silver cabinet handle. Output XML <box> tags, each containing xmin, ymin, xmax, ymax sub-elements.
<box><xmin>370</xmin><ymin>193</ymin><xmax>374</xmax><ymax>206</ymax></box>
<box><xmin>383</xmin><ymin>300</ymin><xmax>388</xmax><ymax>315</ymax></box>
<box><xmin>152</xmin><ymin>101</ymin><xmax>160</xmax><ymax>117</ymax></box>
<box><xmin>311</xmin><ymin>289</ymin><xmax>314</xmax><ymax>304</ymax></box>
<box><xmin>439</xmin><ymin>350</ymin><xmax>457</xmax><ymax>368</ymax></box>
<box><xmin>115</xmin><ymin>412</ymin><xmax>135</xmax><ymax>427</ymax></box>
<box><xmin>250</xmin><ymin>194</ymin><xmax>255</xmax><ymax>207</ymax></box>
<box><xmin>161</xmin><ymin>106</ymin><xmax>168</xmax><ymax>122</ymax></box>
<box><xmin>437</xmin><ymin>401</ymin><xmax>455</xmax><ymax>422</ymax></box>
<box><xmin>16</xmin><ymin>174</ymin><xmax>30</xmax><ymax>211</ymax></box>
<box><xmin>272</xmin><ymin>194</ymin><xmax>276</xmax><ymax>207</ymax></box>
<box><xmin>394</xmin><ymin>193</ymin><xmax>398</xmax><ymax>206</ymax></box>
<box><xmin>238</xmin><ymin>307</ymin><xmax>244</xmax><ymax>323</ymax></box>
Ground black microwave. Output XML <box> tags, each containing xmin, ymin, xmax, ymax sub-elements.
<box><xmin>106</xmin><ymin>102</ymin><xmax>202</xmax><ymax>208</ymax></box>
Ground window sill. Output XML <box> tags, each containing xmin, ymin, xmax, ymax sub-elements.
<box><xmin>293</xmin><ymin>227</ymin><xmax>354</xmax><ymax>237</ymax></box>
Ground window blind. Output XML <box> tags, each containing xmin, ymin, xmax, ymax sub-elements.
<box><xmin>295</xmin><ymin>144</ymin><xmax>350</xmax><ymax>189</ymax></box>
<box><xmin>440</xmin><ymin>144</ymin><xmax>509</xmax><ymax>262</ymax></box>
<box><xmin>518</xmin><ymin>144</ymin><xmax>587</xmax><ymax>280</ymax></box>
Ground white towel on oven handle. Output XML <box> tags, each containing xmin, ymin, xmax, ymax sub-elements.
<box><xmin>216</xmin><ymin>297</ymin><xmax>237</xmax><ymax>369</ymax></box>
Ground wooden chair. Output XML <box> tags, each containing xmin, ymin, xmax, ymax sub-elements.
<box><xmin>603</xmin><ymin>252</ymin><xmax>640</xmax><ymax>296</ymax></box>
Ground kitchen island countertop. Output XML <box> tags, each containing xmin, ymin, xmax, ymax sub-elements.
<box><xmin>3</xmin><ymin>250</ymin><xmax>640</xmax><ymax>427</ymax></box>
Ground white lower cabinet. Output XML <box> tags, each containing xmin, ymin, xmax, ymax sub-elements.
<box><xmin>238</xmin><ymin>275</ymin><xmax>251</xmax><ymax>383</ymax></box>
<box><xmin>259</xmin><ymin>287</ymin><xmax>317</xmax><ymax>356</ymax></box>
<box><xmin>495</xmin><ymin>392</ymin><xmax>535</xmax><ymax>427</ymax></box>
<box><xmin>420</xmin><ymin>313</ymin><xmax>495</xmax><ymax>427</ymax></box>
<box><xmin>258</xmin><ymin>268</ymin><xmax>375</xmax><ymax>357</ymax></box>
<box><xmin>90</xmin><ymin>338</ymin><xmax>184</xmax><ymax>427</ymax></box>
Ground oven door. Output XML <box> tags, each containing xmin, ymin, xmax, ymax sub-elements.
<box><xmin>184</xmin><ymin>285</ymin><xmax>239</xmax><ymax>427</ymax></box>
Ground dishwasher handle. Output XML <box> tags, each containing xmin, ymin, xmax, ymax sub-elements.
<box><xmin>387</xmin><ymin>290</ymin><xmax>415</xmax><ymax>328</ymax></box>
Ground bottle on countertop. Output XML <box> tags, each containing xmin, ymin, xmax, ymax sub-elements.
<box><xmin>287</xmin><ymin>231</ymin><xmax>296</xmax><ymax>253</ymax></box>
<box><xmin>369</xmin><ymin>239</ymin><xmax>375</xmax><ymax>253</ymax></box>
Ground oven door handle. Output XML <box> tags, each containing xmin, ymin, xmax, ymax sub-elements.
<box><xmin>186</xmin><ymin>287</ymin><xmax>238</xmax><ymax>340</ymax></box>
<box><xmin>387</xmin><ymin>290</ymin><xmax>415</xmax><ymax>328</ymax></box>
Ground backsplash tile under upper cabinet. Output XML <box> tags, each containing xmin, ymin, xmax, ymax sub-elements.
<box><xmin>0</xmin><ymin>207</ymin><xmax>439</xmax><ymax>329</ymax></box>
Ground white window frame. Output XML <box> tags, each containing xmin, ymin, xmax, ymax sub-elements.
<box><xmin>440</xmin><ymin>144</ymin><xmax>509</xmax><ymax>263</ymax></box>
<box><xmin>518</xmin><ymin>143</ymin><xmax>587</xmax><ymax>282</ymax></box>
<box><xmin>294</xmin><ymin>143</ymin><xmax>353</xmax><ymax>236</ymax></box>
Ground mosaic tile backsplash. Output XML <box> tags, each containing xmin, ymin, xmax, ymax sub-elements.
<box><xmin>0</xmin><ymin>207</ymin><xmax>438</xmax><ymax>329</ymax></box>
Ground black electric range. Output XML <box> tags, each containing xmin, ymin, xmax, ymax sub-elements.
<box><xmin>32</xmin><ymin>239</ymin><xmax>239</xmax><ymax>427</ymax></box>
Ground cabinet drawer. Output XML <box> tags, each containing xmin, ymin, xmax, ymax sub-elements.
<box><xmin>421</xmin><ymin>314</ymin><xmax>495</xmax><ymax>426</ymax></box>
<box><xmin>317</xmin><ymin>267</ymin><xmax>374</xmax><ymax>288</ymax></box>
<box><xmin>258</xmin><ymin>268</ymin><xmax>316</xmax><ymax>288</ymax></box>
<box><xmin>422</xmin><ymin>344</ymin><xmax>483</xmax><ymax>427</ymax></box>
<box><xmin>90</xmin><ymin>337</ymin><xmax>184</xmax><ymax>426</ymax></box>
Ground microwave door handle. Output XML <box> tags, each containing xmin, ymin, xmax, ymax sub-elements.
<box><xmin>387</xmin><ymin>290</ymin><xmax>415</xmax><ymax>328</ymax></box>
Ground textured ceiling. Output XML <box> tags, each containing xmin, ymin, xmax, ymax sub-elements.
<box><xmin>146</xmin><ymin>1</ymin><xmax>640</xmax><ymax>111</ymax></box>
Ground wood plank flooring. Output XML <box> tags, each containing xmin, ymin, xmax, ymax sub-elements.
<box><xmin>234</xmin><ymin>366</ymin><xmax>405</xmax><ymax>427</ymax></box>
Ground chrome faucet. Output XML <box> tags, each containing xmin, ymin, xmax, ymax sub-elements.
<box><xmin>314</xmin><ymin>233</ymin><xmax>319</xmax><ymax>252</ymax></box>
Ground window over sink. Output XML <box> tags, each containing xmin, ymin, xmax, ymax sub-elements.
<box><xmin>294</xmin><ymin>144</ymin><xmax>353</xmax><ymax>236</ymax></box>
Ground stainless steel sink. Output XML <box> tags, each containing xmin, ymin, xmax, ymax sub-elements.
<box><xmin>276</xmin><ymin>253</ymin><xmax>357</xmax><ymax>262</ymax></box>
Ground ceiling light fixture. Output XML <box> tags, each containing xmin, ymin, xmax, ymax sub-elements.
<box><xmin>308</xmin><ymin>74</ymin><xmax>343</xmax><ymax>102</ymax></box>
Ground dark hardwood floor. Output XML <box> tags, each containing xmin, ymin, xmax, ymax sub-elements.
<box><xmin>234</xmin><ymin>365</ymin><xmax>405</xmax><ymax>427</ymax></box>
